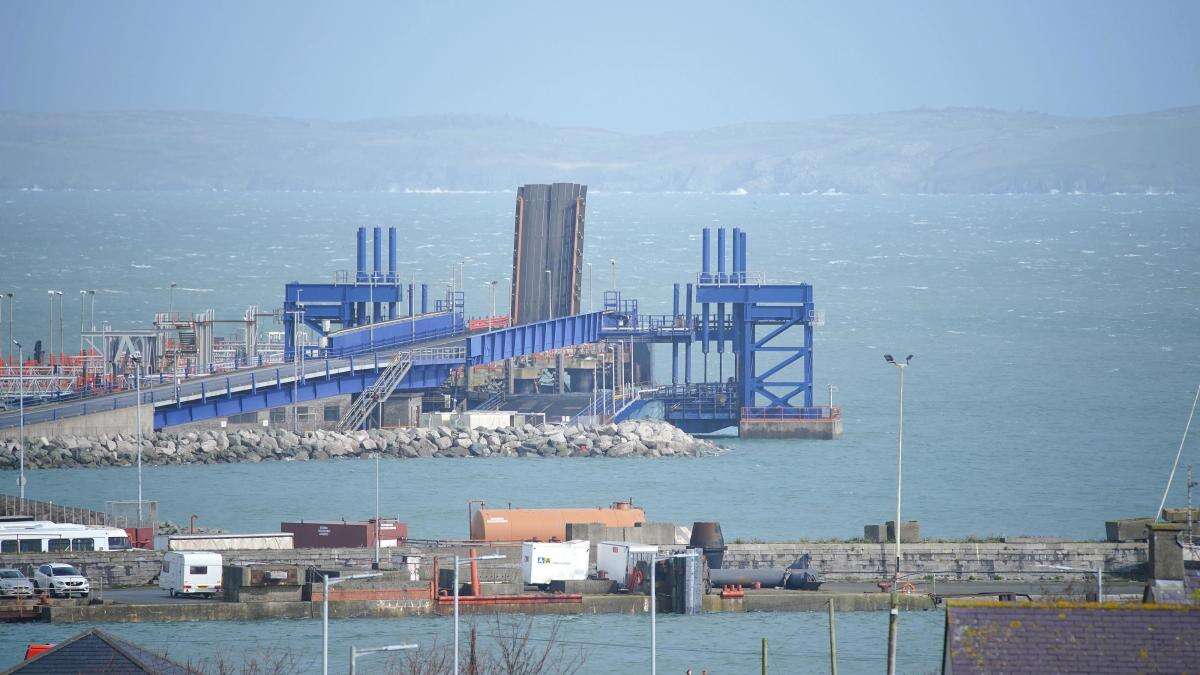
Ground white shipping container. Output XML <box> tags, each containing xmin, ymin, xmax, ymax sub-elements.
<box><xmin>155</xmin><ymin>532</ymin><xmax>294</xmax><ymax>551</ymax></box>
<box><xmin>596</xmin><ymin>541</ymin><xmax>659</xmax><ymax>589</ymax></box>
<box><xmin>521</xmin><ymin>540</ymin><xmax>590</xmax><ymax>585</ymax></box>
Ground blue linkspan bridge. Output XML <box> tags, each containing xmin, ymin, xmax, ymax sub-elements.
<box><xmin>0</xmin><ymin>226</ymin><xmax>839</xmax><ymax>438</ymax></box>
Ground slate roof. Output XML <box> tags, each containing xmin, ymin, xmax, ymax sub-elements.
<box><xmin>943</xmin><ymin>600</ymin><xmax>1200</xmax><ymax>674</ymax></box>
<box><xmin>3</xmin><ymin>628</ymin><xmax>196</xmax><ymax>674</ymax></box>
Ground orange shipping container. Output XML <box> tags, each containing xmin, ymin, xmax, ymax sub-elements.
<box><xmin>470</xmin><ymin>502</ymin><xmax>645</xmax><ymax>542</ymax></box>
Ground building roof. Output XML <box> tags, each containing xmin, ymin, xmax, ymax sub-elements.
<box><xmin>3</xmin><ymin>628</ymin><xmax>197</xmax><ymax>674</ymax></box>
<box><xmin>943</xmin><ymin>600</ymin><xmax>1200</xmax><ymax>674</ymax></box>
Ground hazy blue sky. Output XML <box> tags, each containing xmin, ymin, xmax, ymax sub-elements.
<box><xmin>2</xmin><ymin>0</ymin><xmax>1198</xmax><ymax>132</ymax></box>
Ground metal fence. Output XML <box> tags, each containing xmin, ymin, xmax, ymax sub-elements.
<box><xmin>0</xmin><ymin>494</ymin><xmax>111</xmax><ymax>526</ymax></box>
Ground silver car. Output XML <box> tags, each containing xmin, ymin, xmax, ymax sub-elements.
<box><xmin>0</xmin><ymin>568</ymin><xmax>35</xmax><ymax>599</ymax></box>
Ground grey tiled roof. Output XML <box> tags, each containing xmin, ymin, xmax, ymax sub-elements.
<box><xmin>944</xmin><ymin>601</ymin><xmax>1200</xmax><ymax>674</ymax></box>
<box><xmin>3</xmin><ymin>628</ymin><xmax>195</xmax><ymax>674</ymax></box>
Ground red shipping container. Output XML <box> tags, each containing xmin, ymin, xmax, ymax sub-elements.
<box><xmin>281</xmin><ymin>519</ymin><xmax>407</xmax><ymax>549</ymax></box>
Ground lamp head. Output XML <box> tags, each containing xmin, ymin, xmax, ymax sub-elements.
<box><xmin>905</xmin><ymin>354</ymin><xmax>914</xmax><ymax>364</ymax></box>
<box><xmin>883</xmin><ymin>354</ymin><xmax>894</xmax><ymax>364</ymax></box>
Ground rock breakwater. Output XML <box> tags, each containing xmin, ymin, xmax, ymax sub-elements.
<box><xmin>0</xmin><ymin>420</ymin><xmax>725</xmax><ymax>470</ymax></box>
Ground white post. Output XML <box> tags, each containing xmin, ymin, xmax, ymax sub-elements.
<box><xmin>322</xmin><ymin>574</ymin><xmax>330</xmax><ymax>675</ymax></box>
<box><xmin>650</xmin><ymin>559</ymin><xmax>657</xmax><ymax>675</ymax></box>
<box><xmin>895</xmin><ymin>365</ymin><xmax>904</xmax><ymax>581</ymax></box>
<box><xmin>135</xmin><ymin>358</ymin><xmax>143</xmax><ymax>522</ymax></box>
<box><xmin>1096</xmin><ymin>564</ymin><xmax>1103</xmax><ymax>603</ymax></box>
<box><xmin>349</xmin><ymin>646</ymin><xmax>357</xmax><ymax>675</ymax></box>
<box><xmin>453</xmin><ymin>555</ymin><xmax>460</xmax><ymax>675</ymax></box>
<box><xmin>374</xmin><ymin>454</ymin><xmax>380</xmax><ymax>568</ymax></box>
<box><xmin>16</xmin><ymin>343</ymin><xmax>25</xmax><ymax>499</ymax></box>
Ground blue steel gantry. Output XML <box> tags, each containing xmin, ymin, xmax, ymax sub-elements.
<box><xmin>6</xmin><ymin>224</ymin><xmax>837</xmax><ymax>438</ymax></box>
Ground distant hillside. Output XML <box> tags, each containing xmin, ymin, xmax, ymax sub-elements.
<box><xmin>0</xmin><ymin>107</ymin><xmax>1197</xmax><ymax>193</ymax></box>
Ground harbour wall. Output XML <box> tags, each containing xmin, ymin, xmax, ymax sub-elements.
<box><xmin>723</xmin><ymin>541</ymin><xmax>1148</xmax><ymax>581</ymax></box>
<box><xmin>0</xmin><ymin>541</ymin><xmax>1149</xmax><ymax>589</ymax></box>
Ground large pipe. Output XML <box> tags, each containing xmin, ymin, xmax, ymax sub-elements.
<box><xmin>701</xmin><ymin>228</ymin><xmax>712</xmax><ymax>281</ymax></box>
<box><xmin>407</xmin><ymin>283</ymin><xmax>415</xmax><ymax>317</ymax></box>
<box><xmin>684</xmin><ymin>283</ymin><xmax>693</xmax><ymax>384</ymax></box>
<box><xmin>739</xmin><ymin>230</ymin><xmax>748</xmax><ymax>280</ymax></box>
<box><xmin>388</xmin><ymin>227</ymin><xmax>398</xmax><ymax>281</ymax></box>
<box><xmin>356</xmin><ymin>227</ymin><xmax>367</xmax><ymax>282</ymax></box>
<box><xmin>372</xmin><ymin>226</ymin><xmax>383</xmax><ymax>323</ymax></box>
<box><xmin>716</xmin><ymin>228</ymin><xmax>727</xmax><ymax>282</ymax></box>
<box><xmin>388</xmin><ymin>227</ymin><xmax>398</xmax><ymax>320</ymax></box>
<box><xmin>731</xmin><ymin>227</ymin><xmax>741</xmax><ymax>280</ymax></box>
<box><xmin>672</xmin><ymin>283</ymin><xmax>680</xmax><ymax>386</ymax></box>
<box><xmin>421</xmin><ymin>284</ymin><xmax>429</xmax><ymax>314</ymax></box>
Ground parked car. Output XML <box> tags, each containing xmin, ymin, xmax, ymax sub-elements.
<box><xmin>33</xmin><ymin>563</ymin><xmax>90</xmax><ymax>598</ymax></box>
<box><xmin>0</xmin><ymin>568</ymin><xmax>35</xmax><ymax>599</ymax></box>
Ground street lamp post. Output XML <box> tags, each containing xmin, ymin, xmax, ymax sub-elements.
<box><xmin>586</xmin><ymin>262</ymin><xmax>593</xmax><ymax>313</ymax></box>
<box><xmin>321</xmin><ymin>572</ymin><xmax>382</xmax><ymax>675</ymax></box>
<box><xmin>3</xmin><ymin>292</ymin><xmax>12</xmax><ymax>367</ymax></box>
<box><xmin>544</xmin><ymin>270</ymin><xmax>553</xmax><ymax>320</ymax></box>
<box><xmin>168</xmin><ymin>282</ymin><xmax>177</xmax><ymax>317</ymax></box>
<box><xmin>373</xmin><ymin>453</ymin><xmax>381</xmax><ymax>569</ymax></box>
<box><xmin>452</xmin><ymin>553</ymin><xmax>506</xmax><ymax>674</ymax></box>
<box><xmin>882</xmin><ymin>353</ymin><xmax>912</xmax><ymax>675</ymax></box>
<box><xmin>350</xmin><ymin>644</ymin><xmax>417</xmax><ymax>675</ymax></box>
<box><xmin>649</xmin><ymin>551</ymin><xmax>700</xmax><ymax>675</ymax></box>
<box><xmin>130</xmin><ymin>351</ymin><xmax>144</xmax><ymax>522</ymax></box>
<box><xmin>610</xmin><ymin>258</ymin><xmax>617</xmax><ymax>291</ymax></box>
<box><xmin>487</xmin><ymin>280</ymin><xmax>497</xmax><ymax>319</ymax></box>
<box><xmin>79</xmin><ymin>290</ymin><xmax>87</xmax><ymax>357</ymax></box>
<box><xmin>12</xmin><ymin>340</ymin><xmax>25</xmax><ymax>498</ymax></box>
<box><xmin>57</xmin><ymin>291</ymin><xmax>63</xmax><ymax>370</ymax></box>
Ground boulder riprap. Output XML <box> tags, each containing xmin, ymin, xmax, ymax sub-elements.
<box><xmin>0</xmin><ymin>420</ymin><xmax>725</xmax><ymax>469</ymax></box>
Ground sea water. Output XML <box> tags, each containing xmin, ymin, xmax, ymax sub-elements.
<box><xmin>0</xmin><ymin>190</ymin><xmax>1197</xmax><ymax>671</ymax></box>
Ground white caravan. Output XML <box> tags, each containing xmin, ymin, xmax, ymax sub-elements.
<box><xmin>159</xmin><ymin>551</ymin><xmax>223</xmax><ymax>598</ymax></box>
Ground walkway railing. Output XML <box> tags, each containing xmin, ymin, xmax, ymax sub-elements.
<box><xmin>742</xmin><ymin>405</ymin><xmax>841</xmax><ymax>420</ymax></box>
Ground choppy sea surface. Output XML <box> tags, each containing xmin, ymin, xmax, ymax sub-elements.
<box><xmin>0</xmin><ymin>189</ymin><xmax>1197</xmax><ymax>672</ymax></box>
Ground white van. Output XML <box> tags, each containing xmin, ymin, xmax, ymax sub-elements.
<box><xmin>159</xmin><ymin>551</ymin><xmax>223</xmax><ymax>598</ymax></box>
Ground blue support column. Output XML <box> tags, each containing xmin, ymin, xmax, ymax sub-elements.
<box><xmin>684</xmin><ymin>283</ymin><xmax>693</xmax><ymax>384</ymax></box>
<box><xmin>421</xmin><ymin>284</ymin><xmax>428</xmax><ymax>314</ymax></box>
<box><xmin>701</xmin><ymin>228</ymin><xmax>712</xmax><ymax>282</ymax></box>
<box><xmin>408</xmin><ymin>283</ymin><xmax>415</xmax><ymax>317</ymax></box>
<box><xmin>388</xmin><ymin>227</ymin><xmax>399</xmax><ymax>320</ymax></box>
<box><xmin>717</xmin><ymin>228</ymin><xmax>727</xmax><ymax>283</ymax></box>
<box><xmin>372</xmin><ymin>226</ymin><xmax>383</xmax><ymax>322</ymax></box>
<box><xmin>671</xmin><ymin>283</ymin><xmax>680</xmax><ymax>386</ymax></box>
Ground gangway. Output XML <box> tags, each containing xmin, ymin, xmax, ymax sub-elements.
<box><xmin>336</xmin><ymin>350</ymin><xmax>413</xmax><ymax>431</ymax></box>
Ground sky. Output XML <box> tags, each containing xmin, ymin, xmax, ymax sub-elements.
<box><xmin>1</xmin><ymin>0</ymin><xmax>1198</xmax><ymax>132</ymax></box>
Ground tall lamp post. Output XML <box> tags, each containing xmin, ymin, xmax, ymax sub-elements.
<box><xmin>586</xmin><ymin>262</ymin><xmax>593</xmax><ymax>313</ymax></box>
<box><xmin>487</xmin><ymin>280</ymin><xmax>498</xmax><ymax>320</ymax></box>
<box><xmin>544</xmin><ymin>270</ymin><xmax>553</xmax><ymax>319</ymax></box>
<box><xmin>130</xmin><ymin>351</ymin><xmax>145</xmax><ymax>522</ymax></box>
<box><xmin>649</xmin><ymin>550</ymin><xmax>700</xmax><ymax>675</ymax></box>
<box><xmin>12</xmin><ymin>339</ymin><xmax>25</xmax><ymax>498</ymax></box>
<box><xmin>452</xmin><ymin>553</ymin><xmax>506</xmax><ymax>674</ymax></box>
<box><xmin>321</xmin><ymin>572</ymin><xmax>382</xmax><ymax>675</ymax></box>
<box><xmin>350</xmin><ymin>644</ymin><xmax>417</xmax><ymax>675</ymax></box>
<box><xmin>882</xmin><ymin>353</ymin><xmax>912</xmax><ymax>675</ymax></box>
<box><xmin>168</xmin><ymin>282</ymin><xmax>177</xmax><ymax>317</ymax></box>
<box><xmin>609</xmin><ymin>258</ymin><xmax>617</xmax><ymax>291</ymax></box>
<box><xmin>3</xmin><ymin>292</ymin><xmax>12</xmax><ymax>367</ymax></box>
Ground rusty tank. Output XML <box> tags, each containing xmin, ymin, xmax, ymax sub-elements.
<box><xmin>469</xmin><ymin>500</ymin><xmax>645</xmax><ymax>542</ymax></box>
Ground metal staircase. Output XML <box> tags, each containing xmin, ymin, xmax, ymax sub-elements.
<box><xmin>337</xmin><ymin>350</ymin><xmax>413</xmax><ymax>432</ymax></box>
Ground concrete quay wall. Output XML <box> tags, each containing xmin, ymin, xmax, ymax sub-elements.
<box><xmin>723</xmin><ymin>541</ymin><xmax>1148</xmax><ymax>581</ymax></box>
<box><xmin>0</xmin><ymin>544</ymin><xmax>522</xmax><ymax>589</ymax></box>
<box><xmin>0</xmin><ymin>540</ymin><xmax>1150</xmax><ymax>589</ymax></box>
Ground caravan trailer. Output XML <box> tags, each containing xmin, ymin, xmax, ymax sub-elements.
<box><xmin>159</xmin><ymin>551</ymin><xmax>223</xmax><ymax>598</ymax></box>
